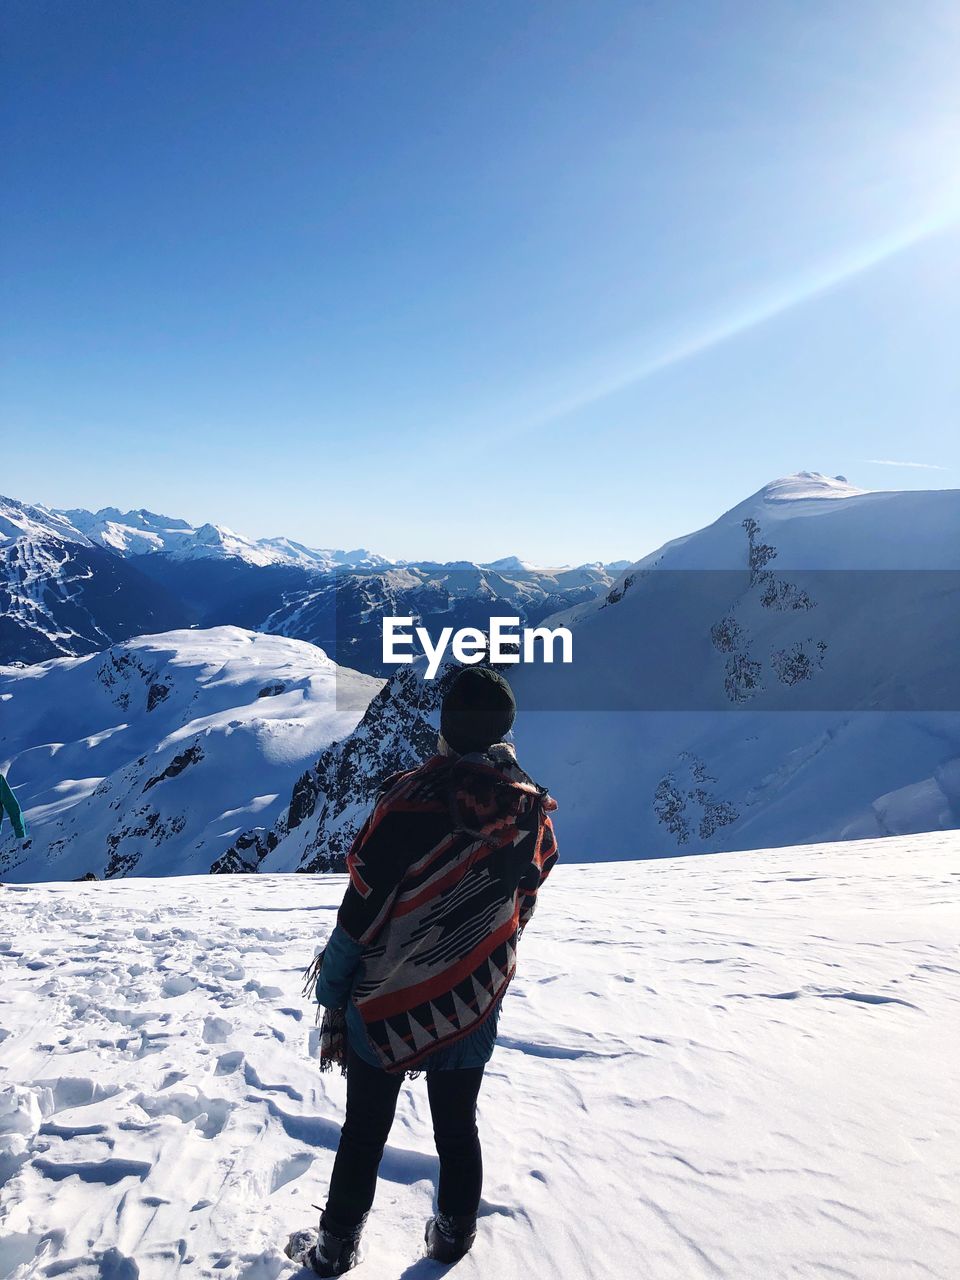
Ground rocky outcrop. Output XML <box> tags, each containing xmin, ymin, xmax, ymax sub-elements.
<box><xmin>654</xmin><ymin>753</ymin><xmax>739</xmax><ymax>846</ymax></box>
<box><xmin>143</xmin><ymin>743</ymin><xmax>204</xmax><ymax>793</ymax></box>
<box><xmin>710</xmin><ymin>518</ymin><xmax>826</xmax><ymax>704</ymax></box>
<box><xmin>219</xmin><ymin>664</ymin><xmax>454</xmax><ymax>875</ymax></box>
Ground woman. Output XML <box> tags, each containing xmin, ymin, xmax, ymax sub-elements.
<box><xmin>289</xmin><ymin>666</ymin><xmax>558</xmax><ymax>1276</ymax></box>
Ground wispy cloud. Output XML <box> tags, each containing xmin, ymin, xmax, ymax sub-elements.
<box><xmin>867</xmin><ymin>459</ymin><xmax>948</xmax><ymax>471</ymax></box>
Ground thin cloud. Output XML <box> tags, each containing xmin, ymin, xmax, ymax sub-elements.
<box><xmin>867</xmin><ymin>459</ymin><xmax>948</xmax><ymax>471</ymax></box>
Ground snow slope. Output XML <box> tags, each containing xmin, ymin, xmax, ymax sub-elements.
<box><xmin>507</xmin><ymin>472</ymin><xmax>960</xmax><ymax>855</ymax></box>
<box><xmin>0</xmin><ymin>629</ymin><xmax>381</xmax><ymax>883</ymax></box>
<box><xmin>1</xmin><ymin>831</ymin><xmax>957</xmax><ymax>1279</ymax></box>
<box><xmin>630</xmin><ymin>470</ymin><xmax>958</xmax><ymax>571</ymax></box>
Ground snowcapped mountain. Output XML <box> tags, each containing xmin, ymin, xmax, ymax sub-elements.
<box><xmin>0</xmin><ymin>496</ymin><xmax>188</xmax><ymax>665</ymax></box>
<box><xmin>123</xmin><ymin>557</ymin><xmax>616</xmax><ymax>680</ymax></box>
<box><xmin>1</xmin><ymin>496</ymin><xmax>94</xmax><ymax>548</ymax></box>
<box><xmin>483</xmin><ymin>555</ymin><xmax>543</xmax><ymax>572</ymax></box>
<box><xmin>0</xmin><ymin>629</ymin><xmax>380</xmax><ymax>882</ymax></box>
<box><xmin>517</xmin><ymin>469</ymin><xmax>960</xmax><ymax>708</ymax></box>
<box><xmin>233</xmin><ymin>472</ymin><xmax>960</xmax><ymax>874</ymax></box>
<box><xmin>509</xmin><ymin>470</ymin><xmax>960</xmax><ymax>854</ymax></box>
<box><xmin>630</xmin><ymin>469</ymin><xmax>952</xmax><ymax>570</ymax></box>
<box><xmin>59</xmin><ymin>506</ymin><xmax>390</xmax><ymax>570</ymax></box>
<box><xmin>5</xmin><ymin>472</ymin><xmax>958</xmax><ymax>880</ymax></box>
<box><xmin>59</xmin><ymin>502</ymin><xmax>622</xmax><ymax>580</ymax></box>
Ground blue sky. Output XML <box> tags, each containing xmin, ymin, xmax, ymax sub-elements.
<box><xmin>2</xmin><ymin>0</ymin><xmax>958</xmax><ymax>564</ymax></box>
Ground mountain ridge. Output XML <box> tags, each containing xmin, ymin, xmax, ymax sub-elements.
<box><xmin>1</xmin><ymin>492</ymin><xmax>626</xmax><ymax>668</ymax></box>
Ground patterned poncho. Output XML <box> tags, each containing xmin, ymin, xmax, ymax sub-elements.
<box><xmin>337</xmin><ymin>743</ymin><xmax>558</xmax><ymax>1073</ymax></box>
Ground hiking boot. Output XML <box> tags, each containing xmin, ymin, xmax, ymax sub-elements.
<box><xmin>424</xmin><ymin>1211</ymin><xmax>477</xmax><ymax>1263</ymax></box>
<box><xmin>287</xmin><ymin>1211</ymin><xmax>368</xmax><ymax>1277</ymax></box>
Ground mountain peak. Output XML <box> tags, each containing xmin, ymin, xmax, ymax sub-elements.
<box><xmin>754</xmin><ymin>472</ymin><xmax>867</xmax><ymax>502</ymax></box>
<box><xmin>484</xmin><ymin>556</ymin><xmax>542</xmax><ymax>572</ymax></box>
<box><xmin>1</xmin><ymin>494</ymin><xmax>92</xmax><ymax>547</ymax></box>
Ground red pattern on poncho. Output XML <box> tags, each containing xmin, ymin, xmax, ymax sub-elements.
<box><xmin>337</xmin><ymin>744</ymin><xmax>558</xmax><ymax>1073</ymax></box>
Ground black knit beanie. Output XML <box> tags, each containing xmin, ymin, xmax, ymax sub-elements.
<box><xmin>440</xmin><ymin>667</ymin><xmax>517</xmax><ymax>755</ymax></box>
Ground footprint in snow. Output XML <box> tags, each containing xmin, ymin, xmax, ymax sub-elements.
<box><xmin>203</xmin><ymin>1015</ymin><xmax>233</xmax><ymax>1043</ymax></box>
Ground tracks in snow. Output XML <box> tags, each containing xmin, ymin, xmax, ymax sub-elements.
<box><xmin>2</xmin><ymin>837</ymin><xmax>959</xmax><ymax>1279</ymax></box>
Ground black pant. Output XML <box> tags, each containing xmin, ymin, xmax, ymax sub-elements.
<box><xmin>322</xmin><ymin>1043</ymin><xmax>485</xmax><ymax>1235</ymax></box>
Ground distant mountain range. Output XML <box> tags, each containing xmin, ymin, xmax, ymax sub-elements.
<box><xmin>58</xmin><ymin>504</ymin><xmax>393</xmax><ymax>569</ymax></box>
<box><xmin>0</xmin><ymin>495</ymin><xmax>625</xmax><ymax>670</ymax></box>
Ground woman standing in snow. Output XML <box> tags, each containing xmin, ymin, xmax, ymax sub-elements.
<box><xmin>289</xmin><ymin>667</ymin><xmax>558</xmax><ymax>1277</ymax></box>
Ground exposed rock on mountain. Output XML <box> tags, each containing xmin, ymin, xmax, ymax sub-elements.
<box><xmin>240</xmin><ymin>664</ymin><xmax>445</xmax><ymax>875</ymax></box>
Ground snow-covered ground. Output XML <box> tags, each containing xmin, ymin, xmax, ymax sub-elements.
<box><xmin>1</xmin><ymin>832</ymin><xmax>957</xmax><ymax>1280</ymax></box>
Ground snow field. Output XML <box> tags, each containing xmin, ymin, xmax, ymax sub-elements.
<box><xmin>1</xmin><ymin>831</ymin><xmax>958</xmax><ymax>1279</ymax></box>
